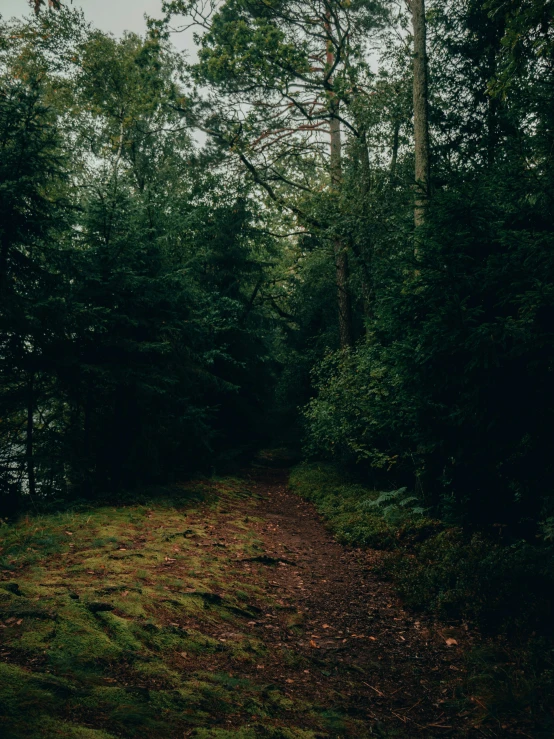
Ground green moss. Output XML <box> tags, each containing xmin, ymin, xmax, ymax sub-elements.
<box><xmin>191</xmin><ymin>728</ymin><xmax>317</xmax><ymax>739</ymax></box>
<box><xmin>0</xmin><ymin>476</ymin><xmax>341</xmax><ymax>738</ymax></box>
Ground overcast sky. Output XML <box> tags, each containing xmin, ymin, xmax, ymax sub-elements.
<box><xmin>1</xmin><ymin>1</ymin><xmax>194</xmax><ymax>51</ymax></box>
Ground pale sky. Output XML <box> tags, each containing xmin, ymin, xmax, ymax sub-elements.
<box><xmin>0</xmin><ymin>0</ymin><xmax>194</xmax><ymax>51</ymax></box>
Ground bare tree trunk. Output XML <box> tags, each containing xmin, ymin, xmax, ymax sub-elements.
<box><xmin>329</xmin><ymin>103</ymin><xmax>353</xmax><ymax>349</ymax></box>
<box><xmin>410</xmin><ymin>0</ymin><xmax>430</xmax><ymax>227</ymax></box>
<box><xmin>352</xmin><ymin>129</ymin><xmax>373</xmax><ymax>322</ymax></box>
<box><xmin>26</xmin><ymin>373</ymin><xmax>36</xmax><ymax>497</ymax></box>
<box><xmin>390</xmin><ymin>120</ymin><xmax>400</xmax><ymax>178</ymax></box>
<box><xmin>327</xmin><ymin>28</ymin><xmax>353</xmax><ymax>349</ymax></box>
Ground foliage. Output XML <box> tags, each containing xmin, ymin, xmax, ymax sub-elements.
<box><xmin>0</xmin><ymin>11</ymin><xmax>284</xmax><ymax>512</ymax></box>
<box><xmin>289</xmin><ymin>463</ymin><xmax>441</xmax><ymax>549</ymax></box>
<box><xmin>1</xmin><ymin>0</ymin><xmax>554</xmax><ymax>729</ymax></box>
<box><xmin>304</xmin><ymin>162</ymin><xmax>554</xmax><ymax>527</ymax></box>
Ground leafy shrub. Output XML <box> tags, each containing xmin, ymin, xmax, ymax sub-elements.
<box><xmin>383</xmin><ymin>532</ymin><xmax>554</xmax><ymax>635</ymax></box>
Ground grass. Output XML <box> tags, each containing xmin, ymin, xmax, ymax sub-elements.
<box><xmin>0</xmin><ymin>476</ymin><xmax>354</xmax><ymax>739</ymax></box>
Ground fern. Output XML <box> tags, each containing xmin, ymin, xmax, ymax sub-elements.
<box><xmin>540</xmin><ymin>517</ymin><xmax>554</xmax><ymax>542</ymax></box>
<box><xmin>360</xmin><ymin>488</ymin><xmax>426</xmax><ymax>519</ymax></box>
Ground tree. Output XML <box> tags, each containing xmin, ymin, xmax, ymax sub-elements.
<box><xmin>0</xmin><ymin>13</ymin><xmax>285</xmax><ymax>508</ymax></box>
<box><xmin>162</xmin><ymin>0</ymin><xmax>388</xmax><ymax>349</ymax></box>
<box><xmin>408</xmin><ymin>0</ymin><xmax>429</xmax><ymax>227</ymax></box>
<box><xmin>0</xmin><ymin>74</ymin><xmax>69</xmax><ymax>509</ymax></box>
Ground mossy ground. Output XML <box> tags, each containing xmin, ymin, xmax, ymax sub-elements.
<box><xmin>0</xmin><ymin>477</ymin><xmax>357</xmax><ymax>738</ymax></box>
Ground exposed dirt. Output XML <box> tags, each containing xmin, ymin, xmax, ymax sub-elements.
<box><xmin>225</xmin><ymin>464</ymin><xmax>478</xmax><ymax>738</ymax></box>
<box><xmin>0</xmin><ymin>465</ymin><xmax>488</xmax><ymax>738</ymax></box>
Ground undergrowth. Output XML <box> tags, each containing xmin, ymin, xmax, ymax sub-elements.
<box><xmin>288</xmin><ymin>463</ymin><xmax>442</xmax><ymax>550</ymax></box>
<box><xmin>289</xmin><ymin>462</ymin><xmax>554</xmax><ymax>735</ymax></box>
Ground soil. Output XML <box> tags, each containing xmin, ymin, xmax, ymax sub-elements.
<box><xmin>203</xmin><ymin>464</ymin><xmax>479</xmax><ymax>737</ymax></box>
<box><xmin>0</xmin><ymin>464</ymin><xmax>489</xmax><ymax>738</ymax></box>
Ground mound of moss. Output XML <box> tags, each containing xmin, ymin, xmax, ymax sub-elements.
<box><xmin>0</xmin><ymin>478</ymin><xmax>360</xmax><ymax>738</ymax></box>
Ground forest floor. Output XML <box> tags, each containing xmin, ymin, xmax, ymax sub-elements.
<box><xmin>0</xmin><ymin>464</ymin><xmax>503</xmax><ymax>738</ymax></box>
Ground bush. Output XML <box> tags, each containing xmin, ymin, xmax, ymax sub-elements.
<box><xmin>384</xmin><ymin>532</ymin><xmax>554</xmax><ymax>635</ymax></box>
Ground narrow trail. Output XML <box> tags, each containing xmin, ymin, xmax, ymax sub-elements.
<box><xmin>233</xmin><ymin>465</ymin><xmax>475</xmax><ymax>738</ymax></box>
<box><xmin>0</xmin><ymin>464</ymin><xmax>482</xmax><ymax>738</ymax></box>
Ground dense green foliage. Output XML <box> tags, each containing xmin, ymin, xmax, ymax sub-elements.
<box><xmin>299</xmin><ymin>1</ymin><xmax>554</xmax><ymax>531</ymax></box>
<box><xmin>6</xmin><ymin>1</ymin><xmax>552</xmax><ymax>532</ymax></box>
<box><xmin>0</xmin><ymin>11</ymin><xmax>283</xmax><ymax>511</ymax></box>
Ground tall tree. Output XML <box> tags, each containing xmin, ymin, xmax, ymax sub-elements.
<box><xmin>162</xmin><ymin>0</ymin><xmax>387</xmax><ymax>348</ymax></box>
<box><xmin>408</xmin><ymin>0</ymin><xmax>430</xmax><ymax>227</ymax></box>
<box><xmin>327</xmin><ymin>15</ymin><xmax>353</xmax><ymax>348</ymax></box>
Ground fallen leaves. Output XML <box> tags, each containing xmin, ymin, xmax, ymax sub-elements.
<box><xmin>3</xmin><ymin>618</ymin><xmax>23</xmax><ymax>626</ymax></box>
<box><xmin>445</xmin><ymin>638</ymin><xmax>458</xmax><ymax>647</ymax></box>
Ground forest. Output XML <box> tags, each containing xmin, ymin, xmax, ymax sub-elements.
<box><xmin>0</xmin><ymin>0</ymin><xmax>553</xmax><ymax>737</ymax></box>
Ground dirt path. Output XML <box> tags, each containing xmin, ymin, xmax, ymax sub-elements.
<box><xmin>0</xmin><ymin>465</ymin><xmax>480</xmax><ymax>739</ymax></box>
<box><xmin>228</xmin><ymin>465</ymin><xmax>476</xmax><ymax>738</ymax></box>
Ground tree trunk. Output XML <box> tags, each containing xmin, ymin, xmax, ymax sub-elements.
<box><xmin>329</xmin><ymin>105</ymin><xmax>353</xmax><ymax>349</ymax></box>
<box><xmin>327</xmin><ymin>27</ymin><xmax>353</xmax><ymax>349</ymax></box>
<box><xmin>390</xmin><ymin>120</ymin><xmax>400</xmax><ymax>178</ymax></box>
<box><xmin>411</xmin><ymin>0</ymin><xmax>430</xmax><ymax>227</ymax></box>
<box><xmin>26</xmin><ymin>373</ymin><xmax>36</xmax><ymax>497</ymax></box>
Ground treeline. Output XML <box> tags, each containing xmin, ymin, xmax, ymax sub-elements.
<box><xmin>0</xmin><ymin>12</ymin><xmax>282</xmax><ymax>511</ymax></box>
<box><xmin>160</xmin><ymin>0</ymin><xmax>554</xmax><ymax>534</ymax></box>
